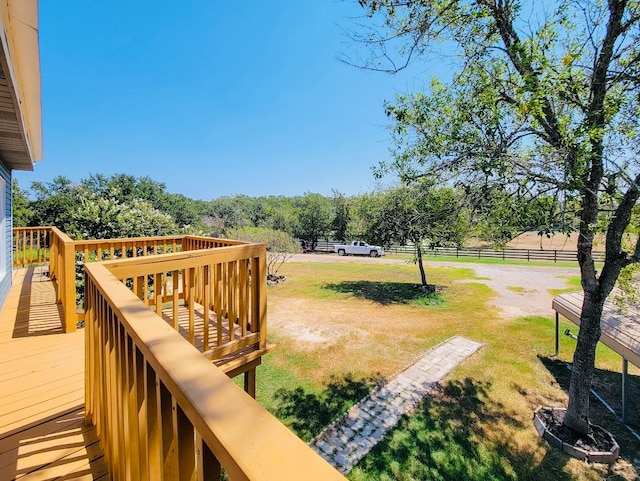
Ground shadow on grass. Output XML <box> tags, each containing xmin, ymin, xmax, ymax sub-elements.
<box><xmin>272</xmin><ymin>373</ymin><xmax>384</xmax><ymax>442</ymax></box>
<box><xmin>322</xmin><ymin>281</ymin><xmax>443</xmax><ymax>306</ymax></box>
<box><xmin>539</xmin><ymin>356</ymin><xmax>640</xmax><ymax>462</ymax></box>
<box><xmin>350</xmin><ymin>378</ymin><xmax>575</xmax><ymax>481</ymax></box>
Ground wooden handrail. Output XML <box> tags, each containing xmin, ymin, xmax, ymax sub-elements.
<box><xmin>84</xmin><ymin>262</ymin><xmax>345</xmax><ymax>480</ymax></box>
<box><xmin>183</xmin><ymin>235</ymin><xmax>248</xmax><ymax>250</ymax></box>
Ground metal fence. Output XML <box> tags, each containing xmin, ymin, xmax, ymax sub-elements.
<box><xmin>312</xmin><ymin>241</ymin><xmax>605</xmax><ymax>263</ymax></box>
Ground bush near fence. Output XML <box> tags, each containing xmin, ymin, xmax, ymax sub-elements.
<box><xmin>312</xmin><ymin>241</ymin><xmax>605</xmax><ymax>263</ymax></box>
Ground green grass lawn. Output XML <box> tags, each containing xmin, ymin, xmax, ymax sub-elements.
<box><xmin>548</xmin><ymin>276</ymin><xmax>583</xmax><ymax>297</ymax></box>
<box><xmin>13</xmin><ymin>247</ymin><xmax>50</xmax><ymax>265</ymax></box>
<box><xmin>252</xmin><ymin>261</ymin><xmax>639</xmax><ymax>481</ymax></box>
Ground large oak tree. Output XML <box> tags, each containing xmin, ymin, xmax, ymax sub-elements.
<box><xmin>356</xmin><ymin>0</ymin><xmax>640</xmax><ymax>435</ymax></box>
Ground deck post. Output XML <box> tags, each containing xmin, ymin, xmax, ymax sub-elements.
<box><xmin>63</xmin><ymin>241</ymin><xmax>77</xmax><ymax>332</ymax></box>
<box><xmin>622</xmin><ymin>358</ymin><xmax>629</xmax><ymax>423</ymax></box>
<box><xmin>244</xmin><ymin>368</ymin><xmax>256</xmax><ymax>399</ymax></box>
<box><xmin>554</xmin><ymin>311</ymin><xmax>559</xmax><ymax>356</ymax></box>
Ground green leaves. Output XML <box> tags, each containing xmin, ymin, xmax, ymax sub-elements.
<box><xmin>228</xmin><ymin>226</ymin><xmax>300</xmax><ymax>276</ymax></box>
<box><xmin>295</xmin><ymin>192</ymin><xmax>334</xmax><ymax>248</ymax></box>
<box><xmin>25</xmin><ymin>174</ymin><xmax>181</xmax><ymax>240</ymax></box>
<box><xmin>361</xmin><ymin>184</ymin><xmax>469</xmax><ymax>249</ymax></box>
<box><xmin>356</xmin><ymin>0</ymin><xmax>640</xmax><ymax>434</ymax></box>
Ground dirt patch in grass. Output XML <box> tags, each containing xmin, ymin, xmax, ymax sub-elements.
<box><xmin>268</xmin><ymin>297</ymin><xmax>372</xmax><ymax>350</ymax></box>
<box><xmin>267</xmin><ymin>262</ymin><xmax>492</xmax><ymax>379</ymax></box>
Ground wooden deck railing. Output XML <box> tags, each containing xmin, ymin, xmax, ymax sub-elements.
<box><xmin>84</xmin><ymin>259</ymin><xmax>345</xmax><ymax>480</ymax></box>
<box><xmin>48</xmin><ymin>227</ymin><xmax>77</xmax><ymax>332</ymax></box>
<box><xmin>102</xmin><ymin>243</ymin><xmax>274</xmax><ymax>396</ymax></box>
<box><xmin>12</xmin><ymin>227</ymin><xmax>249</xmax><ymax>333</ymax></box>
<box><xmin>13</xmin><ymin>226</ymin><xmax>51</xmax><ymax>266</ymax></box>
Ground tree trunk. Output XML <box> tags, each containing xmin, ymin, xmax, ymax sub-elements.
<box><xmin>563</xmin><ymin>289</ymin><xmax>604</xmax><ymax>435</ymax></box>
<box><xmin>416</xmin><ymin>243</ymin><xmax>428</xmax><ymax>287</ymax></box>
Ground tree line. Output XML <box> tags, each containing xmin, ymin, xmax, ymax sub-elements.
<box><xmin>12</xmin><ymin>173</ymin><xmax>556</xmax><ymax>251</ymax></box>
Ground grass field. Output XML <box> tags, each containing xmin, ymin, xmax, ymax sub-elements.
<box><xmin>254</xmin><ymin>261</ymin><xmax>639</xmax><ymax>480</ymax></box>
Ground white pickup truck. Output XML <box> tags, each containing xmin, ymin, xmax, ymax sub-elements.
<box><xmin>333</xmin><ymin>241</ymin><xmax>385</xmax><ymax>257</ymax></box>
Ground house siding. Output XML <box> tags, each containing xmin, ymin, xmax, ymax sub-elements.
<box><xmin>0</xmin><ymin>159</ymin><xmax>11</xmax><ymax>308</ymax></box>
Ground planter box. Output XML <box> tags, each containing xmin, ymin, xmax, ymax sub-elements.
<box><xmin>533</xmin><ymin>406</ymin><xmax>619</xmax><ymax>464</ymax></box>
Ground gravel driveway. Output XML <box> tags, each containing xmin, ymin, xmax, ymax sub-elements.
<box><xmin>289</xmin><ymin>253</ymin><xmax>580</xmax><ymax>319</ymax></box>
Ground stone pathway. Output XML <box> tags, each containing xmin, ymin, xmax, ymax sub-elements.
<box><xmin>309</xmin><ymin>336</ymin><xmax>484</xmax><ymax>474</ymax></box>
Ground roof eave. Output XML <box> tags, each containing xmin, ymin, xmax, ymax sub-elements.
<box><xmin>0</xmin><ymin>0</ymin><xmax>42</xmax><ymax>171</ymax></box>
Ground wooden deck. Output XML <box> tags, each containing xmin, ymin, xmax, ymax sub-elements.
<box><xmin>553</xmin><ymin>291</ymin><xmax>640</xmax><ymax>368</ymax></box>
<box><xmin>0</xmin><ymin>265</ymin><xmax>273</xmax><ymax>479</ymax></box>
<box><xmin>0</xmin><ymin>267</ymin><xmax>109</xmax><ymax>480</ymax></box>
<box><xmin>553</xmin><ymin>290</ymin><xmax>640</xmax><ymax>423</ymax></box>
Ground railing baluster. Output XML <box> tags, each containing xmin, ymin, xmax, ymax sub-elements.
<box><xmin>116</xmin><ymin>323</ymin><xmax>127</xmax><ymax>477</ymax></box>
<box><xmin>35</xmin><ymin>229</ymin><xmax>40</xmax><ymax>263</ymax></box>
<box><xmin>21</xmin><ymin>229</ymin><xmax>26</xmax><ymax>266</ymax></box>
<box><xmin>126</xmin><ymin>335</ymin><xmax>141</xmax><ymax>480</ymax></box>
<box><xmin>94</xmin><ymin>289</ymin><xmax>103</xmax><ymax>438</ymax></box>
<box><xmin>248</xmin><ymin>258</ymin><xmax>255</xmax><ymax>333</ymax></box>
<box><xmin>239</xmin><ymin>260</ymin><xmax>248</xmax><ymax>337</ymax></box>
<box><xmin>163</xmin><ymin>269</ymin><xmax>169</xmax><ymax>303</ymax></box>
<box><xmin>196</xmin><ymin>434</ymin><xmax>221</xmax><ymax>481</ymax></box>
<box><xmin>85</xmin><ymin>277</ymin><xmax>94</xmax><ymax>424</ymax></box>
<box><xmin>215</xmin><ymin>264</ymin><xmax>223</xmax><ymax>346</ymax></box>
<box><xmin>160</xmin><ymin>384</ymin><xmax>178</xmax><ymax>477</ymax></box>
<box><xmin>227</xmin><ymin>262</ymin><xmax>234</xmax><ymax>341</ymax></box>
<box><xmin>14</xmin><ymin>229</ymin><xmax>18</xmax><ymax>266</ymax></box>
<box><xmin>203</xmin><ymin>265</ymin><xmax>210</xmax><ymax>352</ymax></box>
<box><xmin>145</xmin><ymin>363</ymin><xmax>162</xmax><ymax>480</ymax></box>
<box><xmin>177</xmin><ymin>404</ymin><xmax>196</xmax><ymax>481</ymax></box>
<box><xmin>29</xmin><ymin>230</ymin><xmax>33</xmax><ymax>265</ymax></box>
<box><xmin>135</xmin><ymin>347</ymin><xmax>150</xmax><ymax>480</ymax></box>
<box><xmin>256</xmin><ymin>253</ymin><xmax>268</xmax><ymax>350</ymax></box>
<box><xmin>105</xmin><ymin>306</ymin><xmax>117</xmax><ymax>476</ymax></box>
<box><xmin>143</xmin><ymin>274</ymin><xmax>149</xmax><ymax>304</ymax></box>
<box><xmin>188</xmin><ymin>267</ymin><xmax>195</xmax><ymax>345</ymax></box>
<box><xmin>155</xmin><ymin>273</ymin><xmax>163</xmax><ymax>317</ymax></box>
<box><xmin>173</xmin><ymin>270</ymin><xmax>179</xmax><ymax>330</ymax></box>
<box><xmin>183</xmin><ymin>263</ymin><xmax>189</xmax><ymax>307</ymax></box>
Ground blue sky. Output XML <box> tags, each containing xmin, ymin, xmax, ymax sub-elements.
<box><xmin>16</xmin><ymin>1</ymin><xmax>434</xmax><ymax>200</ymax></box>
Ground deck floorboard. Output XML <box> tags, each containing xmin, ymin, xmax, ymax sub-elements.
<box><xmin>553</xmin><ymin>290</ymin><xmax>640</xmax><ymax>368</ymax></box>
<box><xmin>0</xmin><ymin>267</ymin><xmax>108</xmax><ymax>480</ymax></box>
